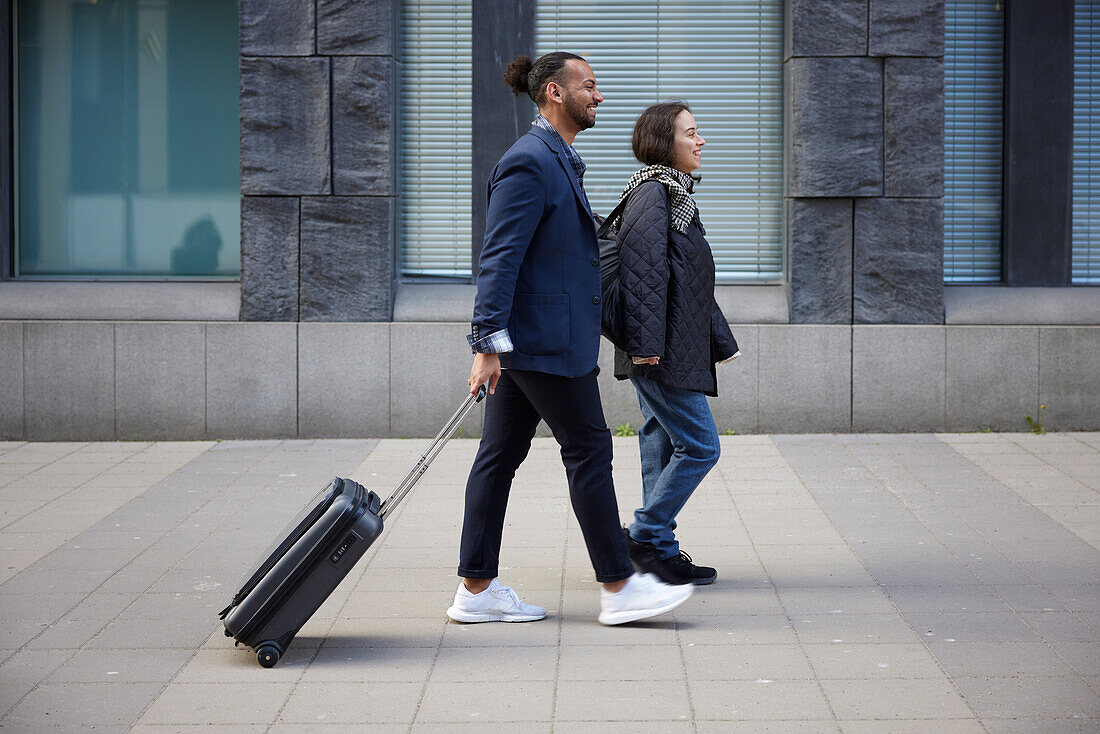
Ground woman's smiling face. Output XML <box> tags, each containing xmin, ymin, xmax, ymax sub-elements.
<box><xmin>670</xmin><ymin>110</ymin><xmax>705</xmax><ymax>174</ymax></box>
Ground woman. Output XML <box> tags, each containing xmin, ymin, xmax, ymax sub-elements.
<box><xmin>613</xmin><ymin>101</ymin><xmax>740</xmax><ymax>585</ymax></box>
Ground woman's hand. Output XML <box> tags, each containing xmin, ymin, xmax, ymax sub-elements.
<box><xmin>469</xmin><ymin>352</ymin><xmax>501</xmax><ymax>395</ymax></box>
<box><xmin>632</xmin><ymin>356</ymin><xmax>660</xmax><ymax>365</ymax></box>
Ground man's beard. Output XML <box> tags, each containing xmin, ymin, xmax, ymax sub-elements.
<box><xmin>564</xmin><ymin>93</ymin><xmax>596</xmax><ymax>130</ymax></box>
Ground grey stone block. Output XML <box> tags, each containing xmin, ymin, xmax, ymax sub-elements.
<box><xmin>854</xmin><ymin>198</ymin><xmax>944</xmax><ymax>324</ymax></box>
<box><xmin>240</xmin><ymin>0</ymin><xmax>315</xmax><ymax>56</ymax></box>
<box><xmin>300</xmin><ymin>197</ymin><xmax>394</xmax><ymax>321</ymax></box>
<box><xmin>241</xmin><ymin>57</ymin><xmax>331</xmax><ymax>195</ymax></box>
<box><xmin>298</xmin><ymin>323</ymin><xmax>390</xmax><ymax>437</ymax></box>
<box><xmin>711</xmin><ymin>324</ymin><xmax>759</xmax><ymax>434</ymax></box>
<box><xmin>946</xmin><ymin>327</ymin><xmax>1039</xmax><ymax>432</ymax></box>
<box><xmin>115</xmin><ymin>324</ymin><xmax>205</xmax><ymax>440</ymax></box>
<box><xmin>785</xmin><ymin>0</ymin><xmax>867</xmax><ymax>57</ymax></box>
<box><xmin>205</xmin><ymin>323</ymin><xmax>297</xmax><ymax>438</ymax></box>
<box><xmin>389</xmin><ymin>323</ymin><xmax>483</xmax><ymax>438</ymax></box>
<box><xmin>758</xmin><ymin>325</ymin><xmax>852</xmax><ymax>432</ymax></box>
<box><xmin>393</xmin><ymin>284</ymin><xmax>477</xmax><ymax>322</ymax></box>
<box><xmin>870</xmin><ymin>0</ymin><xmax>945</xmax><ymax>57</ymax></box>
<box><xmin>786</xmin><ymin>58</ymin><xmax>884</xmax><ymax>197</ymax></box>
<box><xmin>714</xmin><ymin>285</ymin><xmax>790</xmax><ymax>324</ymax></box>
<box><xmin>945</xmin><ymin>286</ymin><xmax>1100</xmax><ymax>325</ymax></box>
<box><xmin>0</xmin><ymin>282</ymin><xmax>239</xmax><ymax>321</ymax></box>
<box><xmin>240</xmin><ymin>197</ymin><xmax>300</xmax><ymax>321</ymax></box>
<box><xmin>333</xmin><ymin>57</ymin><xmax>394</xmax><ymax>195</ymax></box>
<box><xmin>1038</xmin><ymin>327</ymin><xmax>1100</xmax><ymax>430</ymax></box>
<box><xmin>0</xmin><ymin>323</ymin><xmax>23</xmax><ymax>439</ymax></box>
<box><xmin>24</xmin><ymin>323</ymin><xmax>114</xmax><ymax>440</ymax></box>
<box><xmin>853</xmin><ymin>326</ymin><xmax>945</xmax><ymax>431</ymax></box>
<box><xmin>885</xmin><ymin>58</ymin><xmax>944</xmax><ymax>197</ymax></box>
<box><xmin>318</xmin><ymin>0</ymin><xmax>395</xmax><ymax>55</ymax></box>
<box><xmin>789</xmin><ymin>199</ymin><xmax>853</xmax><ymax>324</ymax></box>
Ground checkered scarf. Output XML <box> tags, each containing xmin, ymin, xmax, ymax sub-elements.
<box><xmin>614</xmin><ymin>165</ymin><xmax>698</xmax><ymax>234</ymax></box>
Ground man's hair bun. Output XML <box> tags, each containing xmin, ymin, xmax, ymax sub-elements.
<box><xmin>503</xmin><ymin>55</ymin><xmax>534</xmax><ymax>97</ymax></box>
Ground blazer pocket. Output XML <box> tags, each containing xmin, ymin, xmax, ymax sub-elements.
<box><xmin>513</xmin><ymin>293</ymin><xmax>570</xmax><ymax>355</ymax></box>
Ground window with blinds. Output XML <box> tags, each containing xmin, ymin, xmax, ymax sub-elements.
<box><xmin>535</xmin><ymin>0</ymin><xmax>784</xmax><ymax>282</ymax></box>
<box><xmin>1074</xmin><ymin>1</ymin><xmax>1100</xmax><ymax>284</ymax></box>
<box><xmin>399</xmin><ymin>0</ymin><xmax>472</xmax><ymax>278</ymax></box>
<box><xmin>944</xmin><ymin>0</ymin><xmax>1004</xmax><ymax>283</ymax></box>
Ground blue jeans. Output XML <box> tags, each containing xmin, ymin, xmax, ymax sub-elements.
<box><xmin>627</xmin><ymin>375</ymin><xmax>721</xmax><ymax>560</ymax></box>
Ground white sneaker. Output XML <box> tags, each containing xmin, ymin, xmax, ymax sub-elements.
<box><xmin>446</xmin><ymin>578</ymin><xmax>547</xmax><ymax>623</ymax></box>
<box><xmin>598</xmin><ymin>572</ymin><xmax>694</xmax><ymax>626</ymax></box>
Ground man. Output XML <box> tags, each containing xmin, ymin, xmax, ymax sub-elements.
<box><xmin>446</xmin><ymin>51</ymin><xmax>694</xmax><ymax>626</ymax></box>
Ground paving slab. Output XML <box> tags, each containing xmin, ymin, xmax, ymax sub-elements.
<box><xmin>0</xmin><ymin>434</ymin><xmax>1097</xmax><ymax>730</ymax></box>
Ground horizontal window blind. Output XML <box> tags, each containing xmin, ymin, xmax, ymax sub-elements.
<box><xmin>944</xmin><ymin>0</ymin><xmax>1004</xmax><ymax>282</ymax></box>
<box><xmin>399</xmin><ymin>0</ymin><xmax>472</xmax><ymax>278</ymax></box>
<box><xmin>536</xmin><ymin>0</ymin><xmax>784</xmax><ymax>282</ymax></box>
<box><xmin>1074</xmin><ymin>0</ymin><xmax>1100</xmax><ymax>283</ymax></box>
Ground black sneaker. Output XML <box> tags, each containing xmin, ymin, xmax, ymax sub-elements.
<box><xmin>623</xmin><ymin>527</ymin><xmax>659</xmax><ymax>569</ymax></box>
<box><xmin>623</xmin><ymin>528</ymin><xmax>717</xmax><ymax>586</ymax></box>
<box><xmin>659</xmin><ymin>551</ymin><xmax>718</xmax><ymax>586</ymax></box>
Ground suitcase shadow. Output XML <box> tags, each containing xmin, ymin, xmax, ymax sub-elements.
<box><xmin>295</xmin><ymin>636</ymin><xmax>439</xmax><ymax>663</ymax></box>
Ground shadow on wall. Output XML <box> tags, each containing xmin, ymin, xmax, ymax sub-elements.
<box><xmin>171</xmin><ymin>216</ymin><xmax>222</xmax><ymax>275</ymax></box>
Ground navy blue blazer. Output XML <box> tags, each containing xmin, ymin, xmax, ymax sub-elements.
<box><xmin>471</xmin><ymin>125</ymin><xmax>602</xmax><ymax>377</ymax></box>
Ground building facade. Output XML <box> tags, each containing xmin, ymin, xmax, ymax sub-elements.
<box><xmin>1</xmin><ymin>0</ymin><xmax>1098</xmax><ymax>440</ymax></box>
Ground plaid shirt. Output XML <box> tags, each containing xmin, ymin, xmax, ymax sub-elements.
<box><xmin>468</xmin><ymin>116</ymin><xmax>591</xmax><ymax>355</ymax></box>
<box><xmin>467</xmin><ymin>324</ymin><xmax>514</xmax><ymax>354</ymax></box>
<box><xmin>534</xmin><ymin>115</ymin><xmax>587</xmax><ymax>186</ymax></box>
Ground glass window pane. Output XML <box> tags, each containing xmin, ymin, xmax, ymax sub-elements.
<box><xmin>1074</xmin><ymin>0</ymin><xmax>1100</xmax><ymax>283</ymax></box>
<box><xmin>16</xmin><ymin>0</ymin><xmax>240</xmax><ymax>278</ymax></box>
<box><xmin>944</xmin><ymin>0</ymin><xmax>1005</xmax><ymax>283</ymax></box>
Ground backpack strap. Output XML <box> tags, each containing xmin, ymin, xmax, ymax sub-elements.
<box><xmin>596</xmin><ymin>178</ymin><xmax>676</xmax><ymax>238</ymax></box>
<box><xmin>595</xmin><ymin>195</ymin><xmax>632</xmax><ymax>238</ymax></box>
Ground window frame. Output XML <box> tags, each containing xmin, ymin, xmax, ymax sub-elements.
<box><xmin>2</xmin><ymin>3</ymin><xmax>13</xmax><ymax>282</ymax></box>
<box><xmin>7</xmin><ymin>0</ymin><xmax>241</xmax><ymax>283</ymax></box>
<box><xmin>398</xmin><ymin>0</ymin><xmax>786</xmax><ymax>286</ymax></box>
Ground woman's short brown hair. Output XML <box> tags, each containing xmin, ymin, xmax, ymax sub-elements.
<box><xmin>632</xmin><ymin>101</ymin><xmax>691</xmax><ymax>167</ymax></box>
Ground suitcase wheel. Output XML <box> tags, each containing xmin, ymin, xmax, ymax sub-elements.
<box><xmin>256</xmin><ymin>643</ymin><xmax>282</xmax><ymax>668</ymax></box>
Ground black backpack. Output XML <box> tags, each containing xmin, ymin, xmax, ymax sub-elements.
<box><xmin>593</xmin><ymin>195</ymin><xmax>632</xmax><ymax>349</ymax></box>
<box><xmin>594</xmin><ymin>182</ymin><xmax>671</xmax><ymax>350</ymax></box>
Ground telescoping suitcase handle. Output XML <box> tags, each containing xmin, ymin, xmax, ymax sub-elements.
<box><xmin>378</xmin><ymin>385</ymin><xmax>487</xmax><ymax>521</ymax></box>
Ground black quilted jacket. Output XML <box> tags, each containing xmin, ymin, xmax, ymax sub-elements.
<box><xmin>612</xmin><ymin>180</ymin><xmax>739</xmax><ymax>397</ymax></box>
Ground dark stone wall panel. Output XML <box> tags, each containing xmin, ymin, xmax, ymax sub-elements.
<box><xmin>472</xmin><ymin>0</ymin><xmax>536</xmax><ymax>262</ymax></box>
<box><xmin>240</xmin><ymin>197</ymin><xmax>300</xmax><ymax>321</ymax></box>
<box><xmin>870</xmin><ymin>0</ymin><xmax>945</xmax><ymax>57</ymax></box>
<box><xmin>786</xmin><ymin>0</ymin><xmax>867</xmax><ymax>58</ymax></box>
<box><xmin>240</xmin><ymin>0</ymin><xmax>315</xmax><ymax>56</ymax></box>
<box><xmin>241</xmin><ymin>57</ymin><xmax>331</xmax><ymax>196</ymax></box>
<box><xmin>787</xmin><ymin>57</ymin><xmax>883</xmax><ymax>197</ymax></box>
<box><xmin>789</xmin><ymin>199</ymin><xmax>854</xmax><ymax>324</ymax></box>
<box><xmin>885</xmin><ymin>58</ymin><xmax>944</xmax><ymax>197</ymax></box>
<box><xmin>318</xmin><ymin>0</ymin><xmax>395</xmax><ymax>55</ymax></box>
<box><xmin>333</xmin><ymin>57</ymin><xmax>394</xmax><ymax>195</ymax></box>
<box><xmin>854</xmin><ymin>198</ymin><xmax>944</xmax><ymax>324</ymax></box>
<box><xmin>300</xmin><ymin>197</ymin><xmax>394</xmax><ymax>321</ymax></box>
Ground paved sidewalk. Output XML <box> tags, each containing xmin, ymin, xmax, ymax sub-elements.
<box><xmin>0</xmin><ymin>433</ymin><xmax>1098</xmax><ymax>732</ymax></box>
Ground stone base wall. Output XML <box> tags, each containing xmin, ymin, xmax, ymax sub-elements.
<box><xmin>2</xmin><ymin>322</ymin><xmax>1096</xmax><ymax>440</ymax></box>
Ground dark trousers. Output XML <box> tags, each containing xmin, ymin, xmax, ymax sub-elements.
<box><xmin>458</xmin><ymin>368</ymin><xmax>634</xmax><ymax>583</ymax></box>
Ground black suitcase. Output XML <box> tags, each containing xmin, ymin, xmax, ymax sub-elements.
<box><xmin>219</xmin><ymin>387</ymin><xmax>485</xmax><ymax>667</ymax></box>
